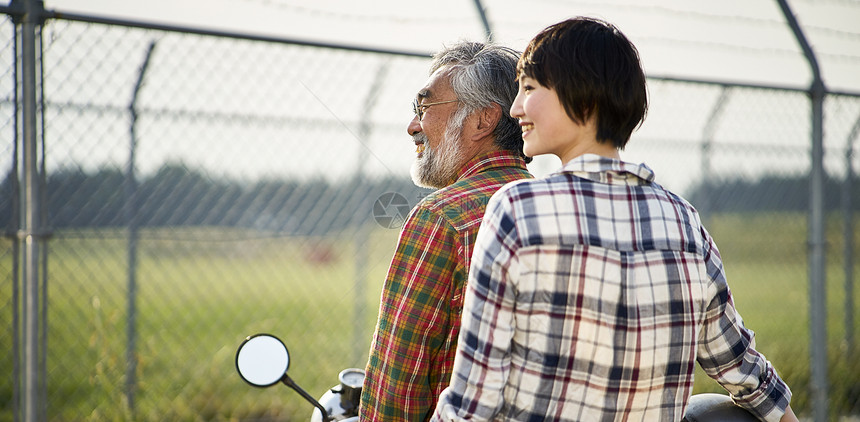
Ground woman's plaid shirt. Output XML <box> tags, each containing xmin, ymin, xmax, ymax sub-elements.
<box><xmin>360</xmin><ymin>151</ymin><xmax>531</xmax><ymax>421</ymax></box>
<box><xmin>433</xmin><ymin>154</ymin><xmax>792</xmax><ymax>422</ymax></box>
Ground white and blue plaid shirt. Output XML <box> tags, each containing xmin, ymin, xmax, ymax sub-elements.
<box><xmin>432</xmin><ymin>154</ymin><xmax>791</xmax><ymax>422</ymax></box>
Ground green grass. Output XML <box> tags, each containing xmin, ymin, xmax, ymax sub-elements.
<box><xmin>1</xmin><ymin>213</ymin><xmax>858</xmax><ymax>421</ymax></box>
<box><xmin>692</xmin><ymin>212</ymin><xmax>860</xmax><ymax>416</ymax></box>
<box><xmin>1</xmin><ymin>227</ymin><xmax>397</xmax><ymax>421</ymax></box>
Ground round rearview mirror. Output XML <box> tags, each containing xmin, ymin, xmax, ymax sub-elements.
<box><xmin>236</xmin><ymin>334</ymin><xmax>290</xmax><ymax>387</ymax></box>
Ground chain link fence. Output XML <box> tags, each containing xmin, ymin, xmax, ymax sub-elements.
<box><xmin>1</xmin><ymin>9</ymin><xmax>859</xmax><ymax>422</ymax></box>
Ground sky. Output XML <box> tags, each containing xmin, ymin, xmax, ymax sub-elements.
<box><xmin>15</xmin><ymin>0</ymin><xmax>860</xmax><ymax>194</ymax></box>
<box><xmin>43</xmin><ymin>0</ymin><xmax>860</xmax><ymax>93</ymax></box>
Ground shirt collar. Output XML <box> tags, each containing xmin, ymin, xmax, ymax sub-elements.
<box><xmin>556</xmin><ymin>153</ymin><xmax>655</xmax><ymax>185</ymax></box>
<box><xmin>455</xmin><ymin>150</ymin><xmax>529</xmax><ymax>181</ymax></box>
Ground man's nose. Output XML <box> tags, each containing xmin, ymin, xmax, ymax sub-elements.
<box><xmin>407</xmin><ymin>115</ymin><xmax>422</xmax><ymax>136</ymax></box>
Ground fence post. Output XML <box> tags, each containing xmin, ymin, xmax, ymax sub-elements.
<box><xmin>699</xmin><ymin>86</ymin><xmax>731</xmax><ymax>225</ymax></box>
<box><xmin>844</xmin><ymin>114</ymin><xmax>860</xmax><ymax>356</ymax></box>
<box><xmin>125</xmin><ymin>40</ymin><xmax>157</xmax><ymax>417</ymax></box>
<box><xmin>775</xmin><ymin>0</ymin><xmax>829</xmax><ymax>420</ymax></box>
<box><xmin>12</xmin><ymin>0</ymin><xmax>46</xmax><ymax>420</ymax></box>
<box><xmin>352</xmin><ymin>61</ymin><xmax>390</xmax><ymax>365</ymax></box>
<box><xmin>472</xmin><ymin>0</ymin><xmax>493</xmax><ymax>42</ymax></box>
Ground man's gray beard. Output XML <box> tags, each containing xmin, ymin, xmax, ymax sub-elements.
<box><xmin>410</xmin><ymin>112</ymin><xmax>467</xmax><ymax>189</ymax></box>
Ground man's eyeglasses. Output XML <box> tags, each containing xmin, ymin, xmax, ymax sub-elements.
<box><xmin>412</xmin><ymin>98</ymin><xmax>458</xmax><ymax>121</ymax></box>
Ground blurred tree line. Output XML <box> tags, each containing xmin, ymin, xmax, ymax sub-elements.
<box><xmin>1</xmin><ymin>164</ymin><xmax>856</xmax><ymax>234</ymax></box>
<box><xmin>686</xmin><ymin>175</ymin><xmax>856</xmax><ymax>214</ymax></box>
<box><xmin>1</xmin><ymin>163</ymin><xmax>431</xmax><ymax>235</ymax></box>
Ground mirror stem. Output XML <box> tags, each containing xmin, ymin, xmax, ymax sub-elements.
<box><xmin>281</xmin><ymin>374</ymin><xmax>331</xmax><ymax>421</ymax></box>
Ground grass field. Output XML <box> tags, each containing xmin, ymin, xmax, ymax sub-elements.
<box><xmin>1</xmin><ymin>212</ymin><xmax>858</xmax><ymax>421</ymax></box>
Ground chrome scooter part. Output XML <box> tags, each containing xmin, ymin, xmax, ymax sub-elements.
<box><xmin>310</xmin><ymin>368</ymin><xmax>365</xmax><ymax>422</ymax></box>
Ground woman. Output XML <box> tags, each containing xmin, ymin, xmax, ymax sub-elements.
<box><xmin>431</xmin><ymin>17</ymin><xmax>798</xmax><ymax>422</ymax></box>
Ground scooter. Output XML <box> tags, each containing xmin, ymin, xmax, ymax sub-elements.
<box><xmin>235</xmin><ymin>333</ymin><xmax>758</xmax><ymax>422</ymax></box>
<box><xmin>235</xmin><ymin>333</ymin><xmax>364</xmax><ymax>422</ymax></box>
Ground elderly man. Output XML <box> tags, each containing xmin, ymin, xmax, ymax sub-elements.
<box><xmin>359</xmin><ymin>42</ymin><xmax>532</xmax><ymax>421</ymax></box>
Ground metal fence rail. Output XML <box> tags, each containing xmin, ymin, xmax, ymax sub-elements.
<box><xmin>1</xmin><ymin>2</ymin><xmax>859</xmax><ymax>421</ymax></box>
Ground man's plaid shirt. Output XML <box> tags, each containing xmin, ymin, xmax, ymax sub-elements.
<box><xmin>433</xmin><ymin>154</ymin><xmax>792</xmax><ymax>422</ymax></box>
<box><xmin>360</xmin><ymin>151</ymin><xmax>531</xmax><ymax>421</ymax></box>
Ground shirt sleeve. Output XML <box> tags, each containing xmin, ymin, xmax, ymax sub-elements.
<box><xmin>696</xmin><ymin>229</ymin><xmax>792</xmax><ymax>422</ymax></box>
<box><xmin>432</xmin><ymin>191</ymin><xmax>519</xmax><ymax>422</ymax></box>
<box><xmin>361</xmin><ymin>203</ymin><xmax>462</xmax><ymax>421</ymax></box>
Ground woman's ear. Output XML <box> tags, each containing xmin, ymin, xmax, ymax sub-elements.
<box><xmin>469</xmin><ymin>103</ymin><xmax>502</xmax><ymax>142</ymax></box>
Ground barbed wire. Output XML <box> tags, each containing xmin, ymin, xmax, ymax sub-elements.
<box><xmin>233</xmin><ymin>0</ymin><xmax>860</xmax><ymax>63</ymax></box>
<box><xmin>531</xmin><ymin>0</ymin><xmax>860</xmax><ymax>42</ymax></box>
<box><xmin>641</xmin><ymin>37</ymin><xmax>860</xmax><ymax>63</ymax></box>
<box><xmin>805</xmin><ymin>25</ymin><xmax>860</xmax><ymax>41</ymax></box>
<box><xmin>792</xmin><ymin>0</ymin><xmax>860</xmax><ymax>5</ymax></box>
<box><xmin>234</xmin><ymin>0</ymin><xmax>474</xmax><ymax>25</ymax></box>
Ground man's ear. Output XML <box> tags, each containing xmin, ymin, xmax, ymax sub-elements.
<box><xmin>469</xmin><ymin>103</ymin><xmax>502</xmax><ymax>142</ymax></box>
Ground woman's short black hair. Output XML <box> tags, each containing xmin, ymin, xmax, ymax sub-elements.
<box><xmin>517</xmin><ymin>17</ymin><xmax>648</xmax><ymax>149</ymax></box>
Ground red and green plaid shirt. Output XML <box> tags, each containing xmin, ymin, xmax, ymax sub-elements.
<box><xmin>360</xmin><ymin>151</ymin><xmax>531</xmax><ymax>421</ymax></box>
